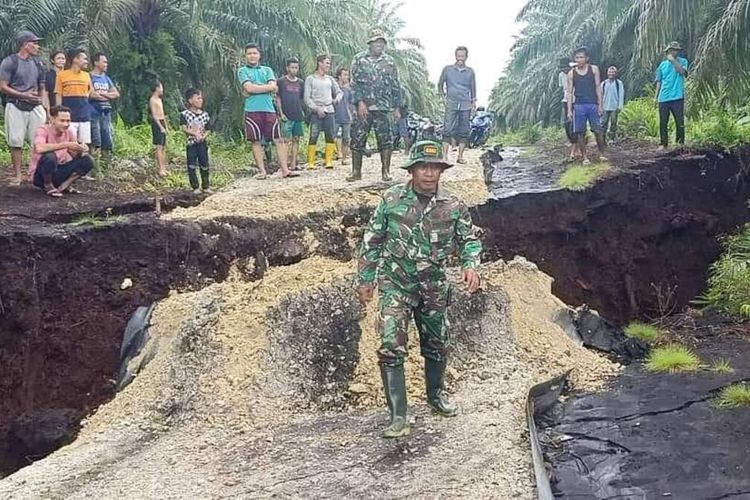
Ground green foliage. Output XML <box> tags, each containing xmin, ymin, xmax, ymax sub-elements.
<box><xmin>624</xmin><ymin>322</ymin><xmax>663</xmax><ymax>343</ymax></box>
<box><xmin>619</xmin><ymin>98</ymin><xmax>662</xmax><ymax>141</ymax></box>
<box><xmin>687</xmin><ymin>111</ymin><xmax>750</xmax><ymax>151</ymax></box>
<box><xmin>490</xmin><ymin>0</ymin><xmax>750</xmax><ymax>129</ymax></box>
<box><xmin>645</xmin><ymin>344</ymin><xmax>701</xmax><ymax>373</ymax></box>
<box><xmin>559</xmin><ymin>163</ymin><xmax>611</xmax><ymax>191</ymax></box>
<box><xmin>714</xmin><ymin>383</ymin><xmax>750</xmax><ymax>408</ymax></box>
<box><xmin>697</xmin><ymin>225</ymin><xmax>750</xmax><ymax>320</ymax></box>
<box><xmin>69</xmin><ymin>211</ymin><xmax>126</xmax><ymax>227</ymax></box>
<box><xmin>710</xmin><ymin>359</ymin><xmax>734</xmax><ymax>374</ymax></box>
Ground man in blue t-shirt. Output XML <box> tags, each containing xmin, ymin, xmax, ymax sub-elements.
<box><xmin>655</xmin><ymin>41</ymin><xmax>689</xmax><ymax>149</ymax></box>
<box><xmin>89</xmin><ymin>53</ymin><xmax>119</xmax><ymax>156</ymax></box>
<box><xmin>237</xmin><ymin>43</ymin><xmax>293</xmax><ymax>179</ymax></box>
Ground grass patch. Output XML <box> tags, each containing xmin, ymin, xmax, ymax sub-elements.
<box><xmin>696</xmin><ymin>224</ymin><xmax>750</xmax><ymax>320</ymax></box>
<box><xmin>710</xmin><ymin>358</ymin><xmax>735</xmax><ymax>374</ymax></box>
<box><xmin>714</xmin><ymin>383</ymin><xmax>750</xmax><ymax>408</ymax></box>
<box><xmin>645</xmin><ymin>344</ymin><xmax>701</xmax><ymax>373</ymax></box>
<box><xmin>69</xmin><ymin>211</ymin><xmax>126</xmax><ymax>227</ymax></box>
<box><xmin>559</xmin><ymin>162</ymin><xmax>611</xmax><ymax>191</ymax></box>
<box><xmin>624</xmin><ymin>322</ymin><xmax>663</xmax><ymax>343</ymax></box>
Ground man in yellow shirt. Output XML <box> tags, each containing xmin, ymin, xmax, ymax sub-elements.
<box><xmin>55</xmin><ymin>49</ymin><xmax>93</xmax><ymax>146</ymax></box>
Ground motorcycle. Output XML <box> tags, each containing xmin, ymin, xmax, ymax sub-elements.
<box><xmin>407</xmin><ymin>113</ymin><xmax>443</xmax><ymax>145</ymax></box>
<box><xmin>469</xmin><ymin>110</ymin><xmax>493</xmax><ymax>148</ymax></box>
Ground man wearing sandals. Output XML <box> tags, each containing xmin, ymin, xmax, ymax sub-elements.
<box><xmin>29</xmin><ymin>105</ymin><xmax>94</xmax><ymax>197</ymax></box>
<box><xmin>238</xmin><ymin>43</ymin><xmax>296</xmax><ymax>179</ymax></box>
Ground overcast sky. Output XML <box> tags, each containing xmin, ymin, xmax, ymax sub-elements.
<box><xmin>397</xmin><ymin>0</ymin><xmax>527</xmax><ymax>105</ymax></box>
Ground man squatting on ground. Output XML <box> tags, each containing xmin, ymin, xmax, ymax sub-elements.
<box><xmin>357</xmin><ymin>140</ymin><xmax>482</xmax><ymax>438</ymax></box>
<box><xmin>438</xmin><ymin>46</ymin><xmax>476</xmax><ymax>164</ymax></box>
<box><xmin>29</xmin><ymin>105</ymin><xmax>94</xmax><ymax>197</ymax></box>
<box><xmin>348</xmin><ymin>29</ymin><xmax>403</xmax><ymax>182</ymax></box>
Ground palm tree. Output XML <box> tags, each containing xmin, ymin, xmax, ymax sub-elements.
<box><xmin>490</xmin><ymin>0</ymin><xmax>750</xmax><ymax>128</ymax></box>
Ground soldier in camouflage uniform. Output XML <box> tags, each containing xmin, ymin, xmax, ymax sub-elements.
<box><xmin>357</xmin><ymin>140</ymin><xmax>482</xmax><ymax>438</ymax></box>
<box><xmin>348</xmin><ymin>29</ymin><xmax>402</xmax><ymax>182</ymax></box>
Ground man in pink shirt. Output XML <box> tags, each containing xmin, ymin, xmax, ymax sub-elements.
<box><xmin>30</xmin><ymin>105</ymin><xmax>94</xmax><ymax>197</ymax></box>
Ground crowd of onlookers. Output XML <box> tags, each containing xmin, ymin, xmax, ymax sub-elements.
<box><xmin>1</xmin><ymin>27</ymin><xmax>486</xmax><ymax>198</ymax></box>
<box><xmin>558</xmin><ymin>42</ymin><xmax>688</xmax><ymax>164</ymax></box>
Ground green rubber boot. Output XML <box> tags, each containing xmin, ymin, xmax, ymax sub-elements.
<box><xmin>346</xmin><ymin>152</ymin><xmax>363</xmax><ymax>182</ymax></box>
<box><xmin>425</xmin><ymin>358</ymin><xmax>459</xmax><ymax>417</ymax></box>
<box><xmin>380</xmin><ymin>363</ymin><xmax>411</xmax><ymax>438</ymax></box>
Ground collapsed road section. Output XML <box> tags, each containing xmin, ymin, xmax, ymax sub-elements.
<box><xmin>1</xmin><ymin>148</ymin><xmax>750</xmax><ymax>496</ymax></box>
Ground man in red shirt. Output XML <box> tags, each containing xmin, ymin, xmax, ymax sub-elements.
<box><xmin>30</xmin><ymin>105</ymin><xmax>94</xmax><ymax>197</ymax></box>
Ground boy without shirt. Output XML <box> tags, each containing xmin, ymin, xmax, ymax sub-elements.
<box><xmin>149</xmin><ymin>81</ymin><xmax>168</xmax><ymax>176</ymax></box>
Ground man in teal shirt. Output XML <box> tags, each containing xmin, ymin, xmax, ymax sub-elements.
<box><xmin>237</xmin><ymin>43</ymin><xmax>294</xmax><ymax>179</ymax></box>
<box><xmin>655</xmin><ymin>41</ymin><xmax>689</xmax><ymax>149</ymax></box>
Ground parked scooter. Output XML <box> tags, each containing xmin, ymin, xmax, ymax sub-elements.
<box><xmin>469</xmin><ymin>107</ymin><xmax>493</xmax><ymax>148</ymax></box>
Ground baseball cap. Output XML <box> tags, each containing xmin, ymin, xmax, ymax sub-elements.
<box><xmin>16</xmin><ymin>30</ymin><xmax>43</xmax><ymax>46</ymax></box>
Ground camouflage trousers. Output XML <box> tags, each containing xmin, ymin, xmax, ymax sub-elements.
<box><xmin>351</xmin><ymin>110</ymin><xmax>393</xmax><ymax>154</ymax></box>
<box><xmin>377</xmin><ymin>279</ymin><xmax>451</xmax><ymax>367</ymax></box>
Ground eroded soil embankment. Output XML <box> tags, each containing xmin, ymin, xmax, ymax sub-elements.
<box><xmin>0</xmin><ymin>209</ymin><xmax>367</xmax><ymax>476</ymax></box>
<box><xmin>1</xmin><ymin>149</ymin><xmax>749</xmax><ymax>477</ymax></box>
<box><xmin>477</xmin><ymin>151</ymin><xmax>750</xmax><ymax>323</ymax></box>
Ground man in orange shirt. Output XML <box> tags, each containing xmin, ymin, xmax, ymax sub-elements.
<box><xmin>55</xmin><ymin>49</ymin><xmax>93</xmax><ymax>146</ymax></box>
<box><xmin>30</xmin><ymin>105</ymin><xmax>94</xmax><ymax>197</ymax></box>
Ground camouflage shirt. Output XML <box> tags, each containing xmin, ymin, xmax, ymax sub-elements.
<box><xmin>351</xmin><ymin>50</ymin><xmax>402</xmax><ymax>111</ymax></box>
<box><xmin>358</xmin><ymin>182</ymin><xmax>482</xmax><ymax>294</ymax></box>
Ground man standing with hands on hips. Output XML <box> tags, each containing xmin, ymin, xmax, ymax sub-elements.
<box><xmin>348</xmin><ymin>29</ymin><xmax>402</xmax><ymax>182</ymax></box>
<box><xmin>357</xmin><ymin>140</ymin><xmax>482</xmax><ymax>438</ymax></box>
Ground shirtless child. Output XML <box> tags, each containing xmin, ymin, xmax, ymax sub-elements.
<box><xmin>149</xmin><ymin>80</ymin><xmax>168</xmax><ymax>176</ymax></box>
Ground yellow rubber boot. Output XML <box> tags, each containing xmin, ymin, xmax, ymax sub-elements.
<box><xmin>307</xmin><ymin>145</ymin><xmax>317</xmax><ymax>170</ymax></box>
<box><xmin>324</xmin><ymin>143</ymin><xmax>336</xmax><ymax>169</ymax></box>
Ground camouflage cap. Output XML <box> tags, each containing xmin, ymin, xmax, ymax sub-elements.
<box><xmin>368</xmin><ymin>29</ymin><xmax>387</xmax><ymax>44</ymax></box>
<box><xmin>664</xmin><ymin>41</ymin><xmax>682</xmax><ymax>52</ymax></box>
<box><xmin>402</xmin><ymin>141</ymin><xmax>453</xmax><ymax>170</ymax></box>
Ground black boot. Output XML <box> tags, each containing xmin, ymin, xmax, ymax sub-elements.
<box><xmin>380</xmin><ymin>363</ymin><xmax>411</xmax><ymax>438</ymax></box>
<box><xmin>380</xmin><ymin>148</ymin><xmax>392</xmax><ymax>181</ymax></box>
<box><xmin>346</xmin><ymin>152</ymin><xmax>363</xmax><ymax>182</ymax></box>
<box><xmin>425</xmin><ymin>358</ymin><xmax>458</xmax><ymax>417</ymax></box>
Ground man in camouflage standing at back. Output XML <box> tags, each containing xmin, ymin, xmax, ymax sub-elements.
<box><xmin>357</xmin><ymin>140</ymin><xmax>482</xmax><ymax>438</ymax></box>
<box><xmin>348</xmin><ymin>29</ymin><xmax>402</xmax><ymax>182</ymax></box>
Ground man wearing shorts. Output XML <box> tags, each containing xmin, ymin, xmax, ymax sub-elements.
<box><xmin>55</xmin><ymin>49</ymin><xmax>93</xmax><ymax>146</ymax></box>
<box><xmin>276</xmin><ymin>58</ymin><xmax>305</xmax><ymax>170</ymax></box>
<box><xmin>0</xmin><ymin>30</ymin><xmax>48</xmax><ymax>185</ymax></box>
<box><xmin>567</xmin><ymin>47</ymin><xmax>606</xmax><ymax>164</ymax></box>
<box><xmin>438</xmin><ymin>46</ymin><xmax>476</xmax><ymax>164</ymax></box>
<box><xmin>237</xmin><ymin>43</ymin><xmax>292</xmax><ymax>179</ymax></box>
